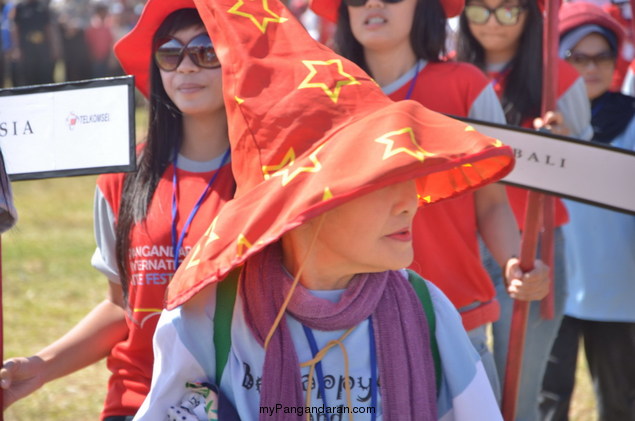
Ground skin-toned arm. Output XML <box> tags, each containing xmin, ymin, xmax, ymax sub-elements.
<box><xmin>0</xmin><ymin>281</ymin><xmax>128</xmax><ymax>410</ymax></box>
<box><xmin>475</xmin><ymin>183</ymin><xmax>550</xmax><ymax>302</ymax></box>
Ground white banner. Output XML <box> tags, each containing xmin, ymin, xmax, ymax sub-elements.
<box><xmin>0</xmin><ymin>77</ymin><xmax>136</xmax><ymax>180</ymax></box>
<box><xmin>465</xmin><ymin>118</ymin><xmax>635</xmax><ymax>215</ymax></box>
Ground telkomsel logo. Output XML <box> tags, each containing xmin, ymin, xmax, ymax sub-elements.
<box><xmin>66</xmin><ymin>111</ymin><xmax>111</xmax><ymax>130</ymax></box>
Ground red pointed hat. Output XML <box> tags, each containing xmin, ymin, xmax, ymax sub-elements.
<box><xmin>310</xmin><ymin>0</ymin><xmax>465</xmax><ymax>22</ymax></box>
<box><xmin>165</xmin><ymin>0</ymin><xmax>514</xmax><ymax>309</ymax></box>
<box><xmin>114</xmin><ymin>0</ymin><xmax>197</xmax><ymax>98</ymax></box>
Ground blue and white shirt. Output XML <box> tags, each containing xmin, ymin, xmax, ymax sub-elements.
<box><xmin>134</xmin><ymin>270</ymin><xmax>502</xmax><ymax>421</ymax></box>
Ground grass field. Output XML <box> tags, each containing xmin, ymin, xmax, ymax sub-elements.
<box><xmin>1</xmin><ymin>108</ymin><xmax>597</xmax><ymax>419</ymax></box>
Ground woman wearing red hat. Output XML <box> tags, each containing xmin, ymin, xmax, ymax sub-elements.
<box><xmin>308</xmin><ymin>0</ymin><xmax>551</xmax><ymax>406</ymax></box>
<box><xmin>132</xmin><ymin>0</ymin><xmax>516</xmax><ymax>419</ymax></box>
<box><xmin>455</xmin><ymin>0</ymin><xmax>592</xmax><ymax>419</ymax></box>
<box><xmin>539</xmin><ymin>3</ymin><xmax>635</xmax><ymax>420</ymax></box>
<box><xmin>0</xmin><ymin>1</ymin><xmax>235</xmax><ymax>419</ymax></box>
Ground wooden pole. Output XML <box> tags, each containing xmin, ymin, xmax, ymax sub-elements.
<box><xmin>501</xmin><ymin>0</ymin><xmax>560</xmax><ymax>418</ymax></box>
<box><xmin>501</xmin><ymin>192</ymin><xmax>544</xmax><ymax>421</ymax></box>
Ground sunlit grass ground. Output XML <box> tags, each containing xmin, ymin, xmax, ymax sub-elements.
<box><xmin>1</xmin><ymin>100</ymin><xmax>598</xmax><ymax>420</ymax></box>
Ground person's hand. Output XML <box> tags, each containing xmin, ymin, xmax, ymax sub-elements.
<box><xmin>503</xmin><ymin>257</ymin><xmax>550</xmax><ymax>301</ymax></box>
<box><xmin>533</xmin><ymin>111</ymin><xmax>570</xmax><ymax>136</ymax></box>
<box><xmin>0</xmin><ymin>356</ymin><xmax>46</xmax><ymax>410</ymax></box>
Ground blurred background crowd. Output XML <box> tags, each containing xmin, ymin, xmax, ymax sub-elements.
<box><xmin>0</xmin><ymin>0</ymin><xmax>143</xmax><ymax>88</ymax></box>
<box><xmin>2</xmin><ymin>0</ymin><xmax>634</xmax><ymax>91</ymax></box>
<box><xmin>1</xmin><ymin>0</ymin><xmax>632</xmax><ymax>90</ymax></box>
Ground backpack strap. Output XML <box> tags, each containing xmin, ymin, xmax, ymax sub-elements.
<box><xmin>213</xmin><ymin>268</ymin><xmax>442</xmax><ymax>392</ymax></box>
<box><xmin>406</xmin><ymin>269</ymin><xmax>442</xmax><ymax>392</ymax></box>
<box><xmin>213</xmin><ymin>268</ymin><xmax>240</xmax><ymax>383</ymax></box>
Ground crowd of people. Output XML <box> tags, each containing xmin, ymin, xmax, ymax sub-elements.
<box><xmin>0</xmin><ymin>0</ymin><xmax>145</xmax><ymax>87</ymax></box>
<box><xmin>0</xmin><ymin>0</ymin><xmax>633</xmax><ymax>420</ymax></box>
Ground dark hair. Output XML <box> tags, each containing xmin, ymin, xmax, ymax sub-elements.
<box><xmin>115</xmin><ymin>8</ymin><xmax>203</xmax><ymax>302</ymax></box>
<box><xmin>456</xmin><ymin>0</ymin><xmax>543</xmax><ymax>125</ymax></box>
<box><xmin>334</xmin><ymin>0</ymin><xmax>447</xmax><ymax>74</ymax></box>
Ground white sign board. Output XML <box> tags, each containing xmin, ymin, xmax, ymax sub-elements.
<box><xmin>463</xmin><ymin>118</ymin><xmax>635</xmax><ymax>215</ymax></box>
<box><xmin>0</xmin><ymin>76</ymin><xmax>136</xmax><ymax>180</ymax></box>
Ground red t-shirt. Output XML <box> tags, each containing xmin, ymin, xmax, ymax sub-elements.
<box><xmin>489</xmin><ymin>59</ymin><xmax>582</xmax><ymax>229</ymax></box>
<box><xmin>96</xmin><ymin>162</ymin><xmax>234</xmax><ymax>419</ymax></box>
<box><xmin>389</xmin><ymin>61</ymin><xmax>501</xmax><ymax>330</ymax></box>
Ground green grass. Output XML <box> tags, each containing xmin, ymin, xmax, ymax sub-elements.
<box><xmin>3</xmin><ymin>175</ymin><xmax>110</xmax><ymax>420</ymax></box>
<box><xmin>2</xmin><ymin>105</ymin><xmax>148</xmax><ymax>420</ymax></box>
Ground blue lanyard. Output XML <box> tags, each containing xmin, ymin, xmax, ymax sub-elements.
<box><xmin>404</xmin><ymin>60</ymin><xmax>421</xmax><ymax>100</ymax></box>
<box><xmin>302</xmin><ymin>317</ymin><xmax>377</xmax><ymax>421</ymax></box>
<box><xmin>368</xmin><ymin>316</ymin><xmax>378</xmax><ymax>419</ymax></box>
<box><xmin>171</xmin><ymin>148</ymin><xmax>230</xmax><ymax>270</ymax></box>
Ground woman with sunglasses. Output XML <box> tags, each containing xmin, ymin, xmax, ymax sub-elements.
<box><xmin>0</xmin><ymin>1</ymin><xmax>234</xmax><ymax>419</ymax></box>
<box><xmin>309</xmin><ymin>0</ymin><xmax>550</xmax><ymax>405</ymax></box>
<box><xmin>539</xmin><ymin>4</ymin><xmax>635</xmax><ymax>420</ymax></box>
<box><xmin>456</xmin><ymin>1</ymin><xmax>592</xmax><ymax>420</ymax></box>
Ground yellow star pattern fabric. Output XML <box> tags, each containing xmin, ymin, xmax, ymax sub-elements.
<box><xmin>263</xmin><ymin>148</ymin><xmax>296</xmax><ymax>179</ymax></box>
<box><xmin>375</xmin><ymin>128</ymin><xmax>436</xmax><ymax>162</ymax></box>
<box><xmin>298</xmin><ymin>60</ymin><xmax>361</xmax><ymax>103</ymax></box>
<box><xmin>185</xmin><ymin>216</ymin><xmax>221</xmax><ymax>270</ymax></box>
<box><xmin>228</xmin><ymin>0</ymin><xmax>288</xmax><ymax>33</ymax></box>
<box><xmin>236</xmin><ymin>234</ymin><xmax>254</xmax><ymax>257</ymax></box>
<box><xmin>268</xmin><ymin>144</ymin><xmax>325</xmax><ymax>186</ymax></box>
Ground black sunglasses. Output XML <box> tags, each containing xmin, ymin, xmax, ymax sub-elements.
<box><xmin>464</xmin><ymin>4</ymin><xmax>526</xmax><ymax>25</ymax></box>
<box><xmin>344</xmin><ymin>0</ymin><xmax>405</xmax><ymax>7</ymax></box>
<box><xmin>154</xmin><ymin>33</ymin><xmax>220</xmax><ymax>72</ymax></box>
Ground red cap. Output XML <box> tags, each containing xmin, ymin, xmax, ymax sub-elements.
<box><xmin>310</xmin><ymin>0</ymin><xmax>465</xmax><ymax>23</ymax></box>
<box><xmin>559</xmin><ymin>2</ymin><xmax>625</xmax><ymax>51</ymax></box>
<box><xmin>165</xmin><ymin>0</ymin><xmax>514</xmax><ymax>308</ymax></box>
<box><xmin>114</xmin><ymin>0</ymin><xmax>197</xmax><ymax>98</ymax></box>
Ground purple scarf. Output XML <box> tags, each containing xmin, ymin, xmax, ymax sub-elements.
<box><xmin>240</xmin><ymin>242</ymin><xmax>437</xmax><ymax>420</ymax></box>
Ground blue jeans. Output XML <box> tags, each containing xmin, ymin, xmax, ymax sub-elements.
<box><xmin>480</xmin><ymin>227</ymin><xmax>567</xmax><ymax>421</ymax></box>
<box><xmin>468</xmin><ymin>325</ymin><xmax>501</xmax><ymax>404</ymax></box>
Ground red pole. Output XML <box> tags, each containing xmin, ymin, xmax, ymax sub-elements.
<box><xmin>538</xmin><ymin>0</ymin><xmax>560</xmax><ymax>322</ymax></box>
<box><xmin>501</xmin><ymin>0</ymin><xmax>560</xmax><ymax>418</ymax></box>
<box><xmin>501</xmin><ymin>192</ymin><xmax>544</xmax><ymax>421</ymax></box>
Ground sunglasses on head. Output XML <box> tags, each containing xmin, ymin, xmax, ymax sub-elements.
<box><xmin>344</xmin><ymin>0</ymin><xmax>405</xmax><ymax>7</ymax></box>
<box><xmin>154</xmin><ymin>33</ymin><xmax>220</xmax><ymax>72</ymax></box>
<box><xmin>464</xmin><ymin>4</ymin><xmax>525</xmax><ymax>25</ymax></box>
<box><xmin>565</xmin><ymin>50</ymin><xmax>616</xmax><ymax>68</ymax></box>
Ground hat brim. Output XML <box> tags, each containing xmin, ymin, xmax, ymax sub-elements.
<box><xmin>166</xmin><ymin>99</ymin><xmax>514</xmax><ymax>309</ymax></box>
<box><xmin>114</xmin><ymin>0</ymin><xmax>197</xmax><ymax>98</ymax></box>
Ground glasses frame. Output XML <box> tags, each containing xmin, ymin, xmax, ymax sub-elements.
<box><xmin>464</xmin><ymin>4</ymin><xmax>526</xmax><ymax>26</ymax></box>
<box><xmin>153</xmin><ymin>33</ymin><xmax>220</xmax><ymax>72</ymax></box>
<box><xmin>564</xmin><ymin>50</ymin><xmax>616</xmax><ymax>69</ymax></box>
